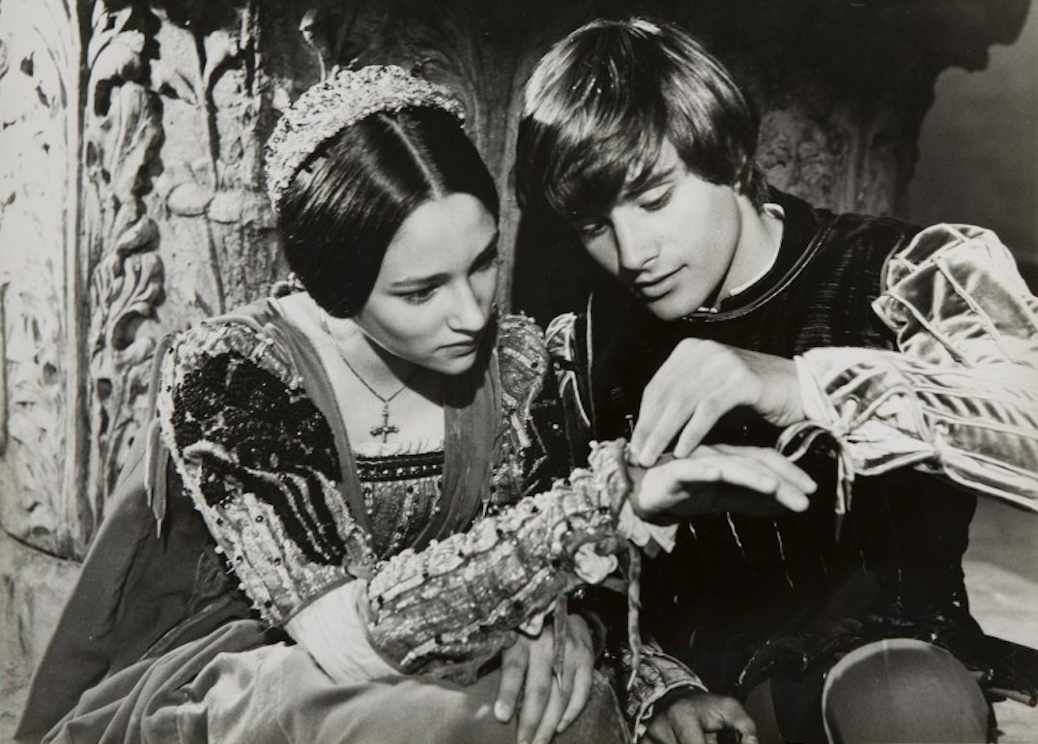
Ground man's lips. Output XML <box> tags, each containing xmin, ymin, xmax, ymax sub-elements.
<box><xmin>634</xmin><ymin>267</ymin><xmax>681</xmax><ymax>299</ymax></box>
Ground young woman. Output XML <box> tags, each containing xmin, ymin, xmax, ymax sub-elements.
<box><xmin>17</xmin><ymin>65</ymin><xmax>809</xmax><ymax>744</ymax></box>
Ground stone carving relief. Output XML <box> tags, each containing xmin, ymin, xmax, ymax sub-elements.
<box><xmin>151</xmin><ymin>0</ymin><xmax>279</xmax><ymax>318</ymax></box>
<box><xmin>0</xmin><ymin>0</ymin><xmax>80</xmax><ymax>555</ymax></box>
<box><xmin>82</xmin><ymin>0</ymin><xmax>293</xmax><ymax>538</ymax></box>
<box><xmin>83</xmin><ymin>1</ymin><xmax>164</xmax><ymax>543</ymax></box>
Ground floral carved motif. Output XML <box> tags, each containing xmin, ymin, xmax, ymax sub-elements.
<box><xmin>83</xmin><ymin>1</ymin><xmax>164</xmax><ymax>532</ymax></box>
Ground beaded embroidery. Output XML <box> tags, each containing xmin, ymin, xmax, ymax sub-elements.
<box><xmin>157</xmin><ymin>321</ymin><xmax>376</xmax><ymax>625</ymax></box>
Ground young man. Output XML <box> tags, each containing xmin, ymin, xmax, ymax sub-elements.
<box><xmin>517</xmin><ymin>17</ymin><xmax>1038</xmax><ymax>744</ymax></box>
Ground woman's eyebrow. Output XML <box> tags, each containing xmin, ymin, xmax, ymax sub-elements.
<box><xmin>469</xmin><ymin>236</ymin><xmax>499</xmax><ymax>266</ymax></box>
<box><xmin>391</xmin><ymin>273</ymin><xmax>446</xmax><ymax>289</ymax></box>
<box><xmin>390</xmin><ymin>233</ymin><xmax>499</xmax><ymax>288</ymax></box>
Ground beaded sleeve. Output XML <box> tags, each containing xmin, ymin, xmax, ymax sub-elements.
<box><xmin>156</xmin><ymin>320</ymin><xmax>375</xmax><ymax>626</ymax></box>
<box><xmin>785</xmin><ymin>224</ymin><xmax>1038</xmax><ymax>508</ymax></box>
<box><xmin>365</xmin><ymin>439</ymin><xmax>634</xmax><ymax>681</ymax></box>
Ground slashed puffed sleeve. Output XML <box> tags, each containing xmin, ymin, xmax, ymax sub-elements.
<box><xmin>156</xmin><ymin>319</ymin><xmax>376</xmax><ymax>626</ymax></box>
<box><xmin>787</xmin><ymin>224</ymin><xmax>1038</xmax><ymax>507</ymax></box>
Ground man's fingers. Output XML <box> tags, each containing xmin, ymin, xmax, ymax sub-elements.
<box><xmin>495</xmin><ymin>642</ymin><xmax>528</xmax><ymax>722</ymax></box>
<box><xmin>672</xmin><ymin>392</ymin><xmax>731</xmax><ymax>458</ymax></box>
<box><xmin>530</xmin><ymin>676</ymin><xmax>567</xmax><ymax>744</ymax></box>
<box><xmin>634</xmin><ymin>392</ymin><xmax>696</xmax><ymax>467</ymax></box>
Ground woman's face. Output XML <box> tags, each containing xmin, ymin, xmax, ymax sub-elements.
<box><xmin>353</xmin><ymin>193</ymin><xmax>499</xmax><ymax>375</ymax></box>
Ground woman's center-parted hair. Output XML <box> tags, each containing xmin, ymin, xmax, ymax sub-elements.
<box><xmin>516</xmin><ymin>17</ymin><xmax>767</xmax><ymax>227</ymax></box>
<box><xmin>277</xmin><ymin>106</ymin><xmax>498</xmax><ymax>318</ymax></box>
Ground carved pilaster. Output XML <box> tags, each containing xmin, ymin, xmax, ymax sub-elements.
<box><xmin>152</xmin><ymin>0</ymin><xmax>280</xmax><ymax>315</ymax></box>
<box><xmin>83</xmin><ymin>1</ymin><xmax>164</xmax><ymax>542</ymax></box>
<box><xmin>0</xmin><ymin>0</ymin><xmax>86</xmax><ymax>556</ymax></box>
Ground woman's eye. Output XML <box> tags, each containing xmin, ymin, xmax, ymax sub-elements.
<box><xmin>472</xmin><ymin>249</ymin><xmax>500</xmax><ymax>273</ymax></box>
<box><xmin>579</xmin><ymin>220</ymin><xmax>609</xmax><ymax>240</ymax></box>
<box><xmin>402</xmin><ymin>286</ymin><xmax>437</xmax><ymax>305</ymax></box>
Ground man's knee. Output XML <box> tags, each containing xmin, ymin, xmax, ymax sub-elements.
<box><xmin>822</xmin><ymin>639</ymin><xmax>988</xmax><ymax>743</ymax></box>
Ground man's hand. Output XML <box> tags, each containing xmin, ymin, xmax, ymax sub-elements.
<box><xmin>630</xmin><ymin>445</ymin><xmax>816</xmax><ymax>520</ymax></box>
<box><xmin>495</xmin><ymin>613</ymin><xmax>596</xmax><ymax>744</ymax></box>
<box><xmin>642</xmin><ymin>690</ymin><xmax>758</xmax><ymax>744</ymax></box>
<box><xmin>631</xmin><ymin>340</ymin><xmax>805</xmax><ymax>467</ymax></box>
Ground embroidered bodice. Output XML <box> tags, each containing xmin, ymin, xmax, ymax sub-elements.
<box><xmin>356</xmin><ymin>440</ymin><xmax>445</xmax><ymax>558</ymax></box>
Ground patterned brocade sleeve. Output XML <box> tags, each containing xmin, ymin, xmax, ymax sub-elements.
<box><xmin>156</xmin><ymin>320</ymin><xmax>375</xmax><ymax>626</ymax></box>
<box><xmin>789</xmin><ymin>224</ymin><xmax>1038</xmax><ymax>507</ymax></box>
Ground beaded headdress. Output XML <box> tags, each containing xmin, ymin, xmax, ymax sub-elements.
<box><xmin>264</xmin><ymin>65</ymin><xmax>466</xmax><ymax>212</ymax></box>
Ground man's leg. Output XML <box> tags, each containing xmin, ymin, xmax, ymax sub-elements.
<box><xmin>821</xmin><ymin>638</ymin><xmax>989</xmax><ymax>744</ymax></box>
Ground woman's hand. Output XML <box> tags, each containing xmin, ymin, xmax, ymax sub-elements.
<box><xmin>630</xmin><ymin>340</ymin><xmax>805</xmax><ymax>467</ymax></box>
<box><xmin>630</xmin><ymin>445</ymin><xmax>816</xmax><ymax>520</ymax></box>
<box><xmin>642</xmin><ymin>690</ymin><xmax>758</xmax><ymax>744</ymax></box>
<box><xmin>495</xmin><ymin>613</ymin><xmax>596</xmax><ymax>744</ymax></box>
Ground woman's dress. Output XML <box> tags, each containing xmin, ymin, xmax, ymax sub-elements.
<box><xmin>16</xmin><ymin>300</ymin><xmax>637</xmax><ymax>744</ymax></box>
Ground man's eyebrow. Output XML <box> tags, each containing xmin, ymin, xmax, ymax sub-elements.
<box><xmin>621</xmin><ymin>164</ymin><xmax>678</xmax><ymax>200</ymax></box>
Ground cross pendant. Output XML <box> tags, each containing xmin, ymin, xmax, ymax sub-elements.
<box><xmin>369</xmin><ymin>404</ymin><xmax>399</xmax><ymax>443</ymax></box>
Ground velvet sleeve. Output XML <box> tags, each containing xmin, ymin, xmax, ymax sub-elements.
<box><xmin>157</xmin><ymin>320</ymin><xmax>376</xmax><ymax>626</ymax></box>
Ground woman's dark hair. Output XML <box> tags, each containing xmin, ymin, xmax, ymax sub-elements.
<box><xmin>516</xmin><ymin>18</ymin><xmax>767</xmax><ymax>227</ymax></box>
<box><xmin>278</xmin><ymin>106</ymin><xmax>498</xmax><ymax>317</ymax></box>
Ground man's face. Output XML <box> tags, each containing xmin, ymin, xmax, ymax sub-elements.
<box><xmin>576</xmin><ymin>140</ymin><xmax>743</xmax><ymax>320</ymax></box>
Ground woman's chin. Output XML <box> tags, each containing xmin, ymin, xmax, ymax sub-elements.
<box><xmin>423</xmin><ymin>348</ymin><xmax>481</xmax><ymax>376</ymax></box>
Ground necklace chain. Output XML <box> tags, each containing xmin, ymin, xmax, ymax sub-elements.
<box><xmin>321</xmin><ymin>313</ymin><xmax>415</xmax><ymax>442</ymax></box>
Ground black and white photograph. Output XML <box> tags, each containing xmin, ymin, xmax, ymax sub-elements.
<box><xmin>1</xmin><ymin>1</ymin><xmax>1036</xmax><ymax>742</ymax></box>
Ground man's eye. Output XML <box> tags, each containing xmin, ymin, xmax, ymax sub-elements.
<box><xmin>403</xmin><ymin>286</ymin><xmax>437</xmax><ymax>305</ymax></box>
<box><xmin>641</xmin><ymin>189</ymin><xmax>672</xmax><ymax>212</ymax></box>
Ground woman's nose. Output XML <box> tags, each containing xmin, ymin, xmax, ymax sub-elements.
<box><xmin>450</xmin><ymin>282</ymin><xmax>489</xmax><ymax>333</ymax></box>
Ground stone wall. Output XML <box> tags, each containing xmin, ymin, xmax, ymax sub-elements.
<box><xmin>0</xmin><ymin>0</ymin><xmax>1030</xmax><ymax>737</ymax></box>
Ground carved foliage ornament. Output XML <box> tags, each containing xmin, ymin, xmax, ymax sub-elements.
<box><xmin>84</xmin><ymin>0</ymin><xmax>164</xmax><ymax>530</ymax></box>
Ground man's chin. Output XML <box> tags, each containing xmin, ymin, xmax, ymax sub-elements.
<box><xmin>639</xmin><ymin>294</ymin><xmax>702</xmax><ymax>322</ymax></box>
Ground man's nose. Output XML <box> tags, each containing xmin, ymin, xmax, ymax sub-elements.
<box><xmin>613</xmin><ymin>212</ymin><xmax>653</xmax><ymax>272</ymax></box>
